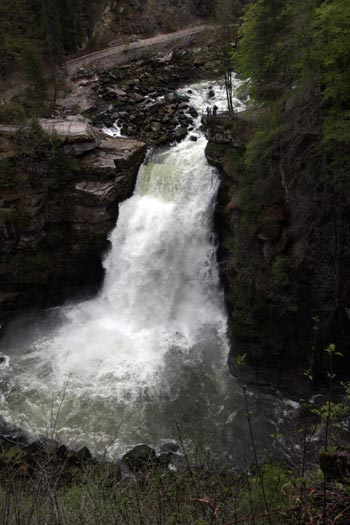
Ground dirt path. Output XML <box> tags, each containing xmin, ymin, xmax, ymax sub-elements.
<box><xmin>65</xmin><ymin>25</ymin><xmax>214</xmax><ymax>76</ymax></box>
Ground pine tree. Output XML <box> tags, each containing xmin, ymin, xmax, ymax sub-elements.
<box><xmin>215</xmin><ymin>0</ymin><xmax>242</xmax><ymax>113</ymax></box>
<box><xmin>311</xmin><ymin>0</ymin><xmax>350</xmax><ymax>149</ymax></box>
<box><xmin>61</xmin><ymin>0</ymin><xmax>86</xmax><ymax>53</ymax></box>
<box><xmin>234</xmin><ymin>0</ymin><xmax>293</xmax><ymax>103</ymax></box>
<box><xmin>232</xmin><ymin>0</ymin><xmax>350</xmax><ymax>357</ymax></box>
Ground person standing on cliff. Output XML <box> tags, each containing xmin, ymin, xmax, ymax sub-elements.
<box><xmin>206</xmin><ymin>106</ymin><xmax>212</xmax><ymax>116</ymax></box>
<box><xmin>213</xmin><ymin>105</ymin><xmax>218</xmax><ymax>117</ymax></box>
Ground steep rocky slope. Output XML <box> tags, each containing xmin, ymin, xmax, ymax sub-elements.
<box><xmin>204</xmin><ymin>113</ymin><xmax>350</xmax><ymax>386</ymax></box>
<box><xmin>0</xmin><ymin>119</ymin><xmax>146</xmax><ymax>311</ymax></box>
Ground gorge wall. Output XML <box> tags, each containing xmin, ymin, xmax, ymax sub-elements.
<box><xmin>0</xmin><ymin>120</ymin><xmax>146</xmax><ymax>312</ymax></box>
<box><xmin>204</xmin><ymin>113</ymin><xmax>350</xmax><ymax>387</ymax></box>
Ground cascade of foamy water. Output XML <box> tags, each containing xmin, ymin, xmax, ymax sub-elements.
<box><xmin>44</xmin><ymin>82</ymin><xmax>233</xmax><ymax>389</ymax></box>
<box><xmin>0</xmin><ymin>80</ymin><xmax>293</xmax><ymax>461</ymax></box>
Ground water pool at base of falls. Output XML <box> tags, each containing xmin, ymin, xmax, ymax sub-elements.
<box><xmin>0</xmin><ymin>81</ymin><xmax>297</xmax><ymax>464</ymax></box>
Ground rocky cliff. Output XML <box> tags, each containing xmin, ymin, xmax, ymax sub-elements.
<box><xmin>204</xmin><ymin>113</ymin><xmax>350</xmax><ymax>388</ymax></box>
<box><xmin>0</xmin><ymin>118</ymin><xmax>146</xmax><ymax>311</ymax></box>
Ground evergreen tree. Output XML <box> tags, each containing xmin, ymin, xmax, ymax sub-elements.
<box><xmin>0</xmin><ymin>0</ymin><xmax>40</xmax><ymax>77</ymax></box>
<box><xmin>311</xmin><ymin>0</ymin><xmax>350</xmax><ymax>149</ymax></box>
<box><xmin>61</xmin><ymin>0</ymin><xmax>86</xmax><ymax>53</ymax></box>
<box><xmin>234</xmin><ymin>0</ymin><xmax>292</xmax><ymax>102</ymax></box>
<box><xmin>233</xmin><ymin>0</ymin><xmax>350</xmax><ymax>357</ymax></box>
<box><xmin>0</xmin><ymin>0</ymin><xmax>102</xmax><ymax>79</ymax></box>
<box><xmin>215</xmin><ymin>0</ymin><xmax>242</xmax><ymax>113</ymax></box>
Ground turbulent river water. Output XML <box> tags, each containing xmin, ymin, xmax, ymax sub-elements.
<box><xmin>0</xmin><ymin>81</ymin><xmax>296</xmax><ymax>464</ymax></box>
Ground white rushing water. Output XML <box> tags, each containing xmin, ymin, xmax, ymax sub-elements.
<box><xmin>0</xmin><ymin>81</ymin><xmax>292</xmax><ymax>461</ymax></box>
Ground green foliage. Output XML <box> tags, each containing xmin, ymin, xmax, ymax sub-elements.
<box><xmin>230</xmin><ymin>0</ymin><xmax>350</xmax><ymax>364</ymax></box>
<box><xmin>234</xmin><ymin>0</ymin><xmax>350</xmax><ymax>176</ymax></box>
<box><xmin>0</xmin><ymin>0</ymin><xmax>38</xmax><ymax>76</ymax></box>
<box><xmin>223</xmin><ymin>148</ymin><xmax>244</xmax><ymax>173</ymax></box>
<box><xmin>239</xmin><ymin>170</ymin><xmax>266</xmax><ymax>220</ymax></box>
<box><xmin>272</xmin><ymin>256</ymin><xmax>290</xmax><ymax>287</ymax></box>
<box><xmin>0</xmin><ymin>461</ymin><xmax>301</xmax><ymax>525</ymax></box>
<box><xmin>311</xmin><ymin>0</ymin><xmax>350</xmax><ymax>146</ymax></box>
<box><xmin>0</xmin><ymin>159</ymin><xmax>16</xmax><ymax>188</ymax></box>
<box><xmin>0</xmin><ymin>0</ymin><xmax>105</xmax><ymax>79</ymax></box>
<box><xmin>245</xmin><ymin>108</ymin><xmax>283</xmax><ymax>168</ymax></box>
<box><xmin>12</xmin><ymin>121</ymin><xmax>75</xmax><ymax>187</ymax></box>
<box><xmin>235</xmin><ymin>353</ymin><xmax>247</xmax><ymax>366</ymax></box>
<box><xmin>324</xmin><ymin>344</ymin><xmax>343</xmax><ymax>359</ymax></box>
<box><xmin>234</xmin><ymin>0</ymin><xmax>293</xmax><ymax>102</ymax></box>
<box><xmin>15</xmin><ymin>120</ymin><xmax>51</xmax><ymax>161</ymax></box>
<box><xmin>312</xmin><ymin>401</ymin><xmax>348</xmax><ymax>426</ymax></box>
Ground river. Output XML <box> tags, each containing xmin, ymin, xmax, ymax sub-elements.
<box><xmin>0</xmin><ymin>81</ymin><xmax>296</xmax><ymax>464</ymax></box>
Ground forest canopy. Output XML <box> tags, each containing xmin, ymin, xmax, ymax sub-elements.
<box><xmin>0</xmin><ymin>0</ymin><xmax>109</xmax><ymax>78</ymax></box>
<box><xmin>232</xmin><ymin>0</ymin><xmax>350</xmax><ymax>357</ymax></box>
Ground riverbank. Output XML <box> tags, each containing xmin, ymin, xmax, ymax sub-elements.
<box><xmin>2</xmin><ymin>418</ymin><xmax>350</xmax><ymax>525</ymax></box>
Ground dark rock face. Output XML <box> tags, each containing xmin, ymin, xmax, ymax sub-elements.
<box><xmin>0</xmin><ymin>122</ymin><xmax>146</xmax><ymax>310</ymax></box>
<box><xmin>204</xmin><ymin>112</ymin><xmax>350</xmax><ymax>388</ymax></box>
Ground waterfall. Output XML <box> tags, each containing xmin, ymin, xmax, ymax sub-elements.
<box><xmin>0</xmin><ymin>81</ymin><xmax>293</xmax><ymax>462</ymax></box>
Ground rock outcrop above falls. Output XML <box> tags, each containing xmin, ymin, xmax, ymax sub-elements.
<box><xmin>0</xmin><ymin>118</ymin><xmax>146</xmax><ymax>310</ymax></box>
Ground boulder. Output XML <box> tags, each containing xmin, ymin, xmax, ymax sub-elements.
<box><xmin>79</xmin><ymin>137</ymin><xmax>146</xmax><ymax>177</ymax></box>
<box><xmin>159</xmin><ymin>441</ymin><xmax>180</xmax><ymax>454</ymax></box>
<box><xmin>320</xmin><ymin>449</ymin><xmax>350</xmax><ymax>482</ymax></box>
<box><xmin>76</xmin><ymin>446</ymin><xmax>92</xmax><ymax>462</ymax></box>
<box><xmin>123</xmin><ymin>444</ymin><xmax>157</xmax><ymax>472</ymax></box>
<box><xmin>175</xmin><ymin>127</ymin><xmax>187</xmax><ymax>141</ymax></box>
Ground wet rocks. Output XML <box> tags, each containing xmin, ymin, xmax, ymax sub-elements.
<box><xmin>93</xmin><ymin>80</ymin><xmax>196</xmax><ymax>145</ymax></box>
<box><xmin>0</xmin><ymin>432</ymin><xmax>99</xmax><ymax>483</ymax></box>
<box><xmin>80</xmin><ymin>46</ymin><xmax>220</xmax><ymax>145</ymax></box>
<box><xmin>74</xmin><ymin>446</ymin><xmax>93</xmax><ymax>464</ymax></box>
<box><xmin>123</xmin><ymin>444</ymin><xmax>157</xmax><ymax>472</ymax></box>
<box><xmin>121</xmin><ymin>442</ymin><xmax>185</xmax><ymax>473</ymax></box>
<box><xmin>174</xmin><ymin>127</ymin><xmax>188</xmax><ymax>141</ymax></box>
<box><xmin>0</xmin><ymin>428</ymin><xmax>186</xmax><ymax>488</ymax></box>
